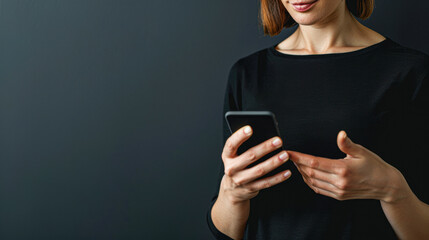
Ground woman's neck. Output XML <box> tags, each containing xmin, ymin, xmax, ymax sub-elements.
<box><xmin>278</xmin><ymin>4</ymin><xmax>385</xmax><ymax>55</ymax></box>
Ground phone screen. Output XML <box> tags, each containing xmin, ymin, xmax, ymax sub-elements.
<box><xmin>225</xmin><ymin>111</ymin><xmax>289</xmax><ymax>178</ymax></box>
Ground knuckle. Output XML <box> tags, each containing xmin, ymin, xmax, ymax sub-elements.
<box><xmin>335</xmin><ymin>179</ymin><xmax>344</xmax><ymax>189</ymax></box>
<box><xmin>244</xmin><ymin>186</ymin><xmax>255</xmax><ymax>194</ymax></box>
<box><xmin>224</xmin><ymin>166</ymin><xmax>233</xmax><ymax>176</ymax></box>
<box><xmin>308</xmin><ymin>169</ymin><xmax>315</xmax><ymax>178</ymax></box>
<box><xmin>221</xmin><ymin>152</ymin><xmax>229</xmax><ymax>163</ymax></box>
<box><xmin>262</xmin><ymin>180</ymin><xmax>271</xmax><ymax>189</ymax></box>
<box><xmin>247</xmin><ymin>151</ymin><xmax>257</xmax><ymax>162</ymax></box>
<box><xmin>232</xmin><ymin>177</ymin><xmax>243</xmax><ymax>187</ymax></box>
<box><xmin>337</xmin><ymin>165</ymin><xmax>349</xmax><ymax>177</ymax></box>
<box><xmin>271</xmin><ymin>156</ymin><xmax>278</xmax><ymax>165</ymax></box>
<box><xmin>309</xmin><ymin>159</ymin><xmax>318</xmax><ymax>168</ymax></box>
<box><xmin>337</xmin><ymin>179</ymin><xmax>348</xmax><ymax>190</ymax></box>
<box><xmin>255</xmin><ymin>165</ymin><xmax>265</xmax><ymax>177</ymax></box>
<box><xmin>225</xmin><ymin>141</ymin><xmax>234</xmax><ymax>152</ymax></box>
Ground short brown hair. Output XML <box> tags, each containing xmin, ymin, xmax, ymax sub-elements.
<box><xmin>259</xmin><ymin>0</ymin><xmax>375</xmax><ymax>36</ymax></box>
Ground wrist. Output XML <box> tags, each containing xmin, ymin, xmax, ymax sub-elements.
<box><xmin>381</xmin><ymin>167</ymin><xmax>414</xmax><ymax>204</ymax></box>
<box><xmin>219</xmin><ymin>175</ymin><xmax>250</xmax><ymax>206</ymax></box>
<box><xmin>213</xmin><ymin>176</ymin><xmax>251</xmax><ymax>228</ymax></box>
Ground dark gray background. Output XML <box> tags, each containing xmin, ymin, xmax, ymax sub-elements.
<box><xmin>0</xmin><ymin>0</ymin><xmax>427</xmax><ymax>239</ymax></box>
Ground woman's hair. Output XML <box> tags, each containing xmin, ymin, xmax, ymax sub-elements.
<box><xmin>259</xmin><ymin>0</ymin><xmax>375</xmax><ymax>36</ymax></box>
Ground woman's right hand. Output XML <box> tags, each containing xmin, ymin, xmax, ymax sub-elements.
<box><xmin>219</xmin><ymin>125</ymin><xmax>292</xmax><ymax>205</ymax></box>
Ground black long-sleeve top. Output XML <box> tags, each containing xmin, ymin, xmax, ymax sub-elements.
<box><xmin>206</xmin><ymin>36</ymin><xmax>429</xmax><ymax>240</ymax></box>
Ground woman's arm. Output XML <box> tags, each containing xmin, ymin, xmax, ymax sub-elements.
<box><xmin>381</xmin><ymin>57</ymin><xmax>429</xmax><ymax>239</ymax></box>
<box><xmin>210</xmin><ymin>132</ymin><xmax>292</xmax><ymax>239</ymax></box>
<box><xmin>287</xmin><ymin>130</ymin><xmax>429</xmax><ymax>239</ymax></box>
<box><xmin>380</xmin><ymin>168</ymin><xmax>429</xmax><ymax>240</ymax></box>
<box><xmin>211</xmin><ymin>176</ymin><xmax>250</xmax><ymax>240</ymax></box>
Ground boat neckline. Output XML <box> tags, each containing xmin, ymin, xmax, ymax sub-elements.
<box><xmin>268</xmin><ymin>36</ymin><xmax>390</xmax><ymax>59</ymax></box>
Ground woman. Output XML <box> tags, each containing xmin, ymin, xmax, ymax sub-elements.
<box><xmin>207</xmin><ymin>0</ymin><xmax>429</xmax><ymax>239</ymax></box>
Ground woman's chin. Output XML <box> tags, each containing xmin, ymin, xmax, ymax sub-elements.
<box><xmin>293</xmin><ymin>17</ymin><xmax>321</xmax><ymax>26</ymax></box>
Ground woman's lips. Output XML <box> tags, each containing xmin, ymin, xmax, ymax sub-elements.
<box><xmin>291</xmin><ymin>0</ymin><xmax>318</xmax><ymax>12</ymax></box>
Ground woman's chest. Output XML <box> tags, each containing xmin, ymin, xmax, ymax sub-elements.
<box><xmin>240</xmin><ymin>65</ymin><xmax>407</xmax><ymax>159</ymax></box>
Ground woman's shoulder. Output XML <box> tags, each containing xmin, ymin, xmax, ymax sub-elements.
<box><xmin>383</xmin><ymin>37</ymin><xmax>429</xmax><ymax>69</ymax></box>
<box><xmin>230</xmin><ymin>47</ymin><xmax>271</xmax><ymax>67</ymax></box>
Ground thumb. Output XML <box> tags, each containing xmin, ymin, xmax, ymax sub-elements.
<box><xmin>337</xmin><ymin>130</ymin><xmax>363</xmax><ymax>158</ymax></box>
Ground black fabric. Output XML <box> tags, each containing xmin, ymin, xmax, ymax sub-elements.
<box><xmin>207</xmin><ymin>36</ymin><xmax>429</xmax><ymax>240</ymax></box>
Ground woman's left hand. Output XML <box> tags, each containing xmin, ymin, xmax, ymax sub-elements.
<box><xmin>287</xmin><ymin>130</ymin><xmax>411</xmax><ymax>203</ymax></box>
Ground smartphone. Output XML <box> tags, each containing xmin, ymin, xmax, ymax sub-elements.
<box><xmin>225</xmin><ymin>111</ymin><xmax>289</xmax><ymax>179</ymax></box>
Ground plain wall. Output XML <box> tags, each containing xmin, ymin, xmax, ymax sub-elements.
<box><xmin>0</xmin><ymin>0</ymin><xmax>428</xmax><ymax>239</ymax></box>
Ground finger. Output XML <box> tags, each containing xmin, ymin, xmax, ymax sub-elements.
<box><xmin>287</xmin><ymin>150</ymin><xmax>342</xmax><ymax>174</ymax></box>
<box><xmin>297</xmin><ymin>164</ymin><xmax>347</xmax><ymax>192</ymax></box>
<box><xmin>337</xmin><ymin>130</ymin><xmax>366</xmax><ymax>158</ymax></box>
<box><xmin>298</xmin><ymin>165</ymin><xmax>369</xmax><ymax>199</ymax></box>
<box><xmin>229</xmin><ymin>136</ymin><xmax>284</xmax><ymax>173</ymax></box>
<box><xmin>232</xmin><ymin>150</ymin><xmax>289</xmax><ymax>185</ymax></box>
<box><xmin>294</xmin><ymin>161</ymin><xmax>316</xmax><ymax>185</ymax></box>
<box><xmin>296</xmin><ymin>164</ymin><xmax>337</xmax><ymax>185</ymax></box>
<box><xmin>301</xmin><ymin>174</ymin><xmax>341</xmax><ymax>199</ymax></box>
<box><xmin>244</xmin><ymin>169</ymin><xmax>292</xmax><ymax>191</ymax></box>
<box><xmin>312</xmin><ymin>185</ymin><xmax>342</xmax><ymax>200</ymax></box>
<box><xmin>222</xmin><ymin>125</ymin><xmax>253</xmax><ymax>159</ymax></box>
<box><xmin>294</xmin><ymin>162</ymin><xmax>307</xmax><ymax>180</ymax></box>
<box><xmin>303</xmin><ymin>175</ymin><xmax>339</xmax><ymax>194</ymax></box>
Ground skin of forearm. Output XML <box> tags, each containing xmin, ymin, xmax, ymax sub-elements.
<box><xmin>211</xmin><ymin>179</ymin><xmax>250</xmax><ymax>240</ymax></box>
<box><xmin>381</xmin><ymin>169</ymin><xmax>429</xmax><ymax>239</ymax></box>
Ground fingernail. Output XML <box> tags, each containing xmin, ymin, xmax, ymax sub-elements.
<box><xmin>343</xmin><ymin>131</ymin><xmax>347</xmax><ymax>140</ymax></box>
<box><xmin>272</xmin><ymin>138</ymin><xmax>281</xmax><ymax>146</ymax></box>
<box><xmin>279</xmin><ymin>152</ymin><xmax>288</xmax><ymax>161</ymax></box>
<box><xmin>283</xmin><ymin>171</ymin><xmax>291</xmax><ymax>178</ymax></box>
<box><xmin>244</xmin><ymin>126</ymin><xmax>252</xmax><ymax>135</ymax></box>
